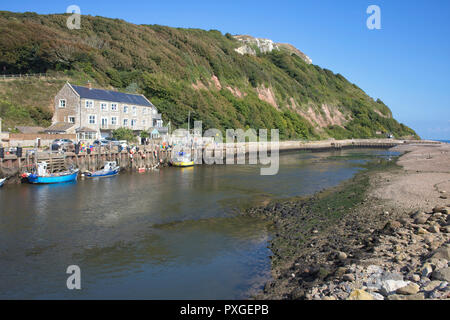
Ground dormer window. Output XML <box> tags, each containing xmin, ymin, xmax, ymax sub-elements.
<box><xmin>59</xmin><ymin>99</ymin><xmax>66</xmax><ymax>108</ymax></box>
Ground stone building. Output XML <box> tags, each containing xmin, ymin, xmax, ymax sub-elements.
<box><xmin>47</xmin><ymin>82</ymin><xmax>167</xmax><ymax>141</ymax></box>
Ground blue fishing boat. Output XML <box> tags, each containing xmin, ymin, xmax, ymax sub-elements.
<box><xmin>0</xmin><ymin>178</ymin><xmax>5</xmax><ymax>188</ymax></box>
<box><xmin>24</xmin><ymin>162</ymin><xmax>79</xmax><ymax>184</ymax></box>
<box><xmin>85</xmin><ymin>161</ymin><xmax>120</xmax><ymax>178</ymax></box>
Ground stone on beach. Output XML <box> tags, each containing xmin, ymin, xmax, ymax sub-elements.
<box><xmin>380</xmin><ymin>280</ymin><xmax>410</xmax><ymax>296</ymax></box>
<box><xmin>432</xmin><ymin>267</ymin><xmax>450</xmax><ymax>282</ymax></box>
<box><xmin>348</xmin><ymin>290</ymin><xmax>374</xmax><ymax>300</ymax></box>
<box><xmin>337</xmin><ymin>251</ymin><xmax>347</xmax><ymax>261</ymax></box>
<box><xmin>430</xmin><ymin>246</ymin><xmax>450</xmax><ymax>260</ymax></box>
<box><xmin>343</xmin><ymin>274</ymin><xmax>355</xmax><ymax>282</ymax></box>
<box><xmin>421</xmin><ymin>263</ymin><xmax>434</xmax><ymax>277</ymax></box>
<box><xmin>387</xmin><ymin>293</ymin><xmax>425</xmax><ymax>300</ymax></box>
<box><xmin>396</xmin><ymin>282</ymin><xmax>420</xmax><ymax>295</ymax></box>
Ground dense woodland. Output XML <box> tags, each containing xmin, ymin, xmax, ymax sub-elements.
<box><xmin>0</xmin><ymin>11</ymin><xmax>418</xmax><ymax>139</ymax></box>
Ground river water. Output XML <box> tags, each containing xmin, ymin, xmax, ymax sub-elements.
<box><xmin>0</xmin><ymin>149</ymin><xmax>398</xmax><ymax>299</ymax></box>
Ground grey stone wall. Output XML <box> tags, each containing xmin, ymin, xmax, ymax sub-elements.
<box><xmin>53</xmin><ymin>83</ymin><xmax>80</xmax><ymax>124</ymax></box>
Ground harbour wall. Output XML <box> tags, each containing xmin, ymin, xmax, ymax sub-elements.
<box><xmin>0</xmin><ymin>139</ymin><xmax>441</xmax><ymax>183</ymax></box>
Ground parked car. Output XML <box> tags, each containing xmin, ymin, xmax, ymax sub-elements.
<box><xmin>118</xmin><ymin>140</ymin><xmax>128</xmax><ymax>149</ymax></box>
<box><xmin>51</xmin><ymin>139</ymin><xmax>74</xmax><ymax>152</ymax></box>
<box><xmin>93</xmin><ymin>140</ymin><xmax>111</xmax><ymax>147</ymax></box>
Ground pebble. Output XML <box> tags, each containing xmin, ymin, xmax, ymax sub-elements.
<box><xmin>417</xmin><ymin>227</ymin><xmax>429</xmax><ymax>235</ymax></box>
<box><xmin>422</xmin><ymin>263</ymin><xmax>434</xmax><ymax>277</ymax></box>
<box><xmin>380</xmin><ymin>280</ymin><xmax>410</xmax><ymax>296</ymax></box>
<box><xmin>429</xmin><ymin>224</ymin><xmax>440</xmax><ymax>233</ymax></box>
<box><xmin>411</xmin><ymin>274</ymin><xmax>421</xmax><ymax>282</ymax></box>
<box><xmin>343</xmin><ymin>274</ymin><xmax>355</xmax><ymax>282</ymax></box>
<box><xmin>348</xmin><ymin>290</ymin><xmax>374</xmax><ymax>300</ymax></box>
<box><xmin>433</xmin><ymin>206</ymin><xmax>446</xmax><ymax>213</ymax></box>
<box><xmin>396</xmin><ymin>282</ymin><xmax>420</xmax><ymax>295</ymax></box>
<box><xmin>415</xmin><ymin>216</ymin><xmax>429</xmax><ymax>224</ymax></box>
<box><xmin>422</xmin><ymin>280</ymin><xmax>442</xmax><ymax>292</ymax></box>
<box><xmin>387</xmin><ymin>293</ymin><xmax>425</xmax><ymax>300</ymax></box>
<box><xmin>431</xmin><ymin>267</ymin><xmax>450</xmax><ymax>282</ymax></box>
<box><xmin>338</xmin><ymin>251</ymin><xmax>347</xmax><ymax>261</ymax></box>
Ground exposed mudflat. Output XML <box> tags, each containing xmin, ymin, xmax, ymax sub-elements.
<box><xmin>248</xmin><ymin>143</ymin><xmax>450</xmax><ymax>300</ymax></box>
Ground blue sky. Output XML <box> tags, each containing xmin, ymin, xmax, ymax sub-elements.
<box><xmin>3</xmin><ymin>0</ymin><xmax>450</xmax><ymax>139</ymax></box>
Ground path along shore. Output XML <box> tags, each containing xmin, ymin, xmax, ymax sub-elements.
<box><xmin>248</xmin><ymin>142</ymin><xmax>450</xmax><ymax>300</ymax></box>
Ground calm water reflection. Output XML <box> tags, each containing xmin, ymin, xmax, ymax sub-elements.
<box><xmin>0</xmin><ymin>149</ymin><xmax>398</xmax><ymax>299</ymax></box>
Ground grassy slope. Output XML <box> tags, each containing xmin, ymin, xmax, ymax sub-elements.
<box><xmin>0</xmin><ymin>11</ymin><xmax>418</xmax><ymax>139</ymax></box>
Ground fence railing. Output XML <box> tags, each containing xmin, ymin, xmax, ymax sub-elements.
<box><xmin>0</xmin><ymin>73</ymin><xmax>68</xmax><ymax>80</ymax></box>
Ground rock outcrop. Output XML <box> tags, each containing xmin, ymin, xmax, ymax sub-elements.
<box><xmin>233</xmin><ymin>35</ymin><xmax>312</xmax><ymax>64</ymax></box>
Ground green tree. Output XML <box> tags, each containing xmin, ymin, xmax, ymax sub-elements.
<box><xmin>140</xmin><ymin>130</ymin><xmax>149</xmax><ymax>139</ymax></box>
<box><xmin>112</xmin><ymin>127</ymin><xmax>136</xmax><ymax>142</ymax></box>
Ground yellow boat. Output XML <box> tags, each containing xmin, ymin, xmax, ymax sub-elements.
<box><xmin>171</xmin><ymin>160</ymin><xmax>195</xmax><ymax>167</ymax></box>
<box><xmin>171</xmin><ymin>152</ymin><xmax>195</xmax><ymax>167</ymax></box>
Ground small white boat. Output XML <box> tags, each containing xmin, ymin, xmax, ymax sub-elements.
<box><xmin>0</xmin><ymin>178</ymin><xmax>6</xmax><ymax>188</ymax></box>
<box><xmin>85</xmin><ymin>161</ymin><xmax>120</xmax><ymax>178</ymax></box>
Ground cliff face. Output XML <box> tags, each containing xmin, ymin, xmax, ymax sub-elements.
<box><xmin>0</xmin><ymin>11</ymin><xmax>418</xmax><ymax>139</ymax></box>
<box><xmin>233</xmin><ymin>35</ymin><xmax>313</xmax><ymax>64</ymax></box>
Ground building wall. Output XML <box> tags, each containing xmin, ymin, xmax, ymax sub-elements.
<box><xmin>53</xmin><ymin>84</ymin><xmax>80</xmax><ymax>124</ymax></box>
<box><xmin>79</xmin><ymin>98</ymin><xmax>155</xmax><ymax>133</ymax></box>
<box><xmin>6</xmin><ymin>133</ymin><xmax>76</xmax><ymax>147</ymax></box>
<box><xmin>54</xmin><ymin>84</ymin><xmax>164</xmax><ymax>140</ymax></box>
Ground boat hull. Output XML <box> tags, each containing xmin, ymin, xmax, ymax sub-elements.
<box><xmin>171</xmin><ymin>161</ymin><xmax>195</xmax><ymax>167</ymax></box>
<box><xmin>27</xmin><ymin>170</ymin><xmax>79</xmax><ymax>184</ymax></box>
<box><xmin>85</xmin><ymin>168</ymin><xmax>120</xmax><ymax>178</ymax></box>
<box><xmin>0</xmin><ymin>178</ymin><xmax>5</xmax><ymax>187</ymax></box>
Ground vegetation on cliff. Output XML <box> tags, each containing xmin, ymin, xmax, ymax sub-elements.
<box><xmin>0</xmin><ymin>11</ymin><xmax>418</xmax><ymax>139</ymax></box>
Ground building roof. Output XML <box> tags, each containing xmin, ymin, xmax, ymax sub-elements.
<box><xmin>45</xmin><ymin>122</ymin><xmax>75</xmax><ymax>132</ymax></box>
<box><xmin>76</xmin><ymin>126</ymin><xmax>97</xmax><ymax>133</ymax></box>
<box><xmin>70</xmin><ymin>84</ymin><xmax>153</xmax><ymax>107</ymax></box>
<box><xmin>15</xmin><ymin>126</ymin><xmax>45</xmax><ymax>134</ymax></box>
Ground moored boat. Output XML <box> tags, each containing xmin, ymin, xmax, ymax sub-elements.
<box><xmin>0</xmin><ymin>178</ymin><xmax>6</xmax><ymax>188</ymax></box>
<box><xmin>171</xmin><ymin>152</ymin><xmax>195</xmax><ymax>167</ymax></box>
<box><xmin>85</xmin><ymin>161</ymin><xmax>120</xmax><ymax>178</ymax></box>
<box><xmin>24</xmin><ymin>162</ymin><xmax>79</xmax><ymax>184</ymax></box>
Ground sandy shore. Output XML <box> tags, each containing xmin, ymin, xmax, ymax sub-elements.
<box><xmin>248</xmin><ymin>142</ymin><xmax>450</xmax><ymax>300</ymax></box>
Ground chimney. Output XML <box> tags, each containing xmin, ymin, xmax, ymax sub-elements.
<box><xmin>87</xmin><ymin>81</ymin><xmax>92</xmax><ymax>90</ymax></box>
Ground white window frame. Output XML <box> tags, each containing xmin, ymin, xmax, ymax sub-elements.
<box><xmin>111</xmin><ymin>103</ymin><xmax>118</xmax><ymax>112</ymax></box>
<box><xmin>88</xmin><ymin>114</ymin><xmax>97</xmax><ymax>125</ymax></box>
<box><xmin>111</xmin><ymin>116</ymin><xmax>118</xmax><ymax>126</ymax></box>
<box><xmin>131</xmin><ymin>119</ymin><xmax>137</xmax><ymax>128</ymax></box>
<box><xmin>123</xmin><ymin>118</ymin><xmax>128</xmax><ymax>127</ymax></box>
<box><xmin>101</xmin><ymin>102</ymin><xmax>108</xmax><ymax>112</ymax></box>
<box><xmin>143</xmin><ymin>108</ymin><xmax>148</xmax><ymax>115</ymax></box>
<box><xmin>142</xmin><ymin>119</ymin><xmax>146</xmax><ymax>127</ymax></box>
<box><xmin>101</xmin><ymin>117</ymin><xmax>108</xmax><ymax>129</ymax></box>
<box><xmin>85</xmin><ymin>100</ymin><xmax>94</xmax><ymax>109</ymax></box>
<box><xmin>68</xmin><ymin>116</ymin><xmax>76</xmax><ymax>124</ymax></box>
<box><xmin>59</xmin><ymin>99</ymin><xmax>66</xmax><ymax>108</ymax></box>
<box><xmin>123</xmin><ymin>105</ymin><xmax>129</xmax><ymax>114</ymax></box>
<box><xmin>132</xmin><ymin>106</ymin><xmax>137</xmax><ymax>116</ymax></box>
